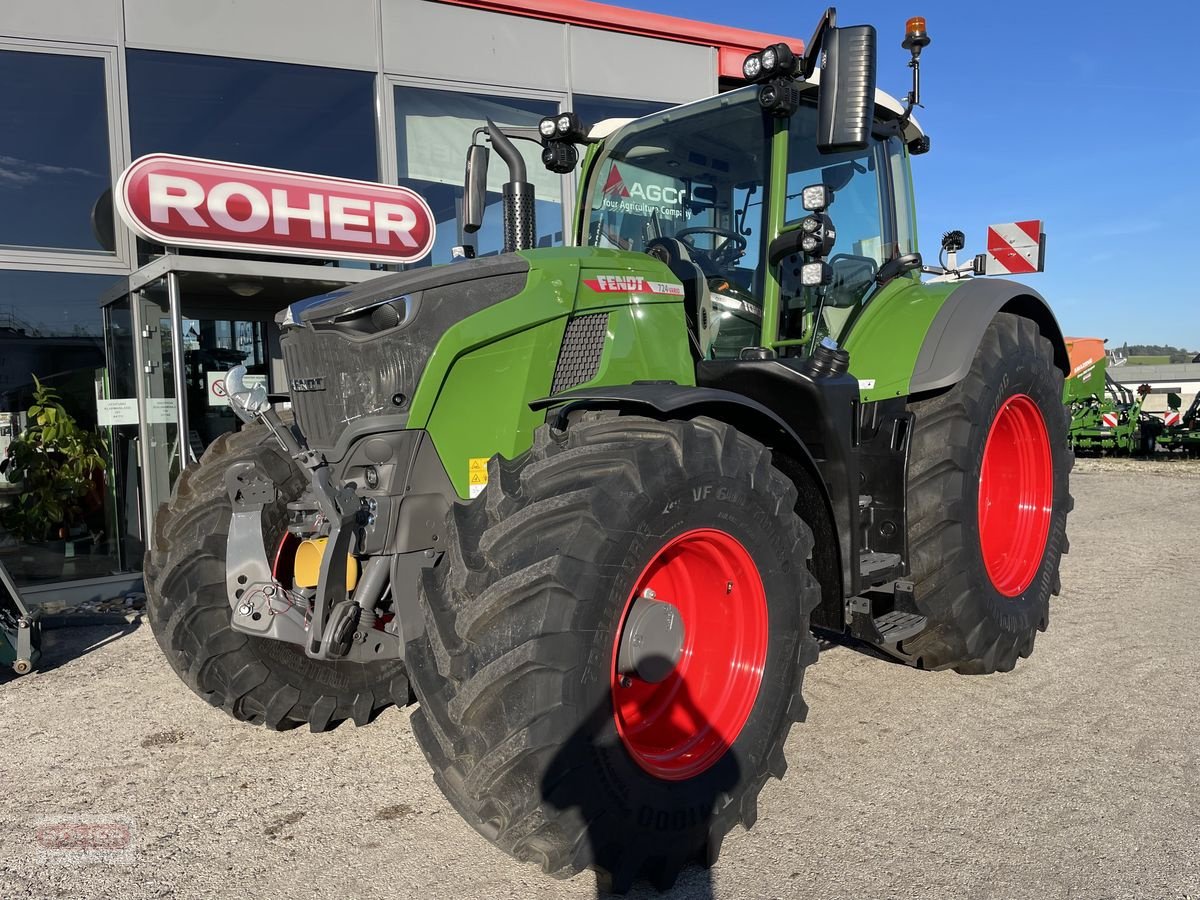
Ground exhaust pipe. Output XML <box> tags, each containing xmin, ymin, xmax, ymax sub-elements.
<box><xmin>486</xmin><ymin>119</ymin><xmax>536</xmax><ymax>253</ymax></box>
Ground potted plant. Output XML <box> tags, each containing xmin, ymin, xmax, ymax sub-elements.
<box><xmin>0</xmin><ymin>377</ymin><xmax>108</xmax><ymax>544</ymax></box>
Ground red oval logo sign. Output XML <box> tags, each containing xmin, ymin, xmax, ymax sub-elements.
<box><xmin>115</xmin><ymin>154</ymin><xmax>436</xmax><ymax>265</ymax></box>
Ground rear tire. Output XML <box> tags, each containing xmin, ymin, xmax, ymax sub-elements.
<box><xmin>405</xmin><ymin>415</ymin><xmax>820</xmax><ymax>891</ymax></box>
<box><xmin>145</xmin><ymin>423</ymin><xmax>410</xmax><ymax>731</ymax></box>
<box><xmin>902</xmin><ymin>313</ymin><xmax>1072</xmax><ymax>674</ymax></box>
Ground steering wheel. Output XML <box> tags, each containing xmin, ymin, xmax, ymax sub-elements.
<box><xmin>673</xmin><ymin>226</ymin><xmax>748</xmax><ymax>270</ymax></box>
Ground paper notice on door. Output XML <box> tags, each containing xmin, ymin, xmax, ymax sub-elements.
<box><xmin>147</xmin><ymin>397</ymin><xmax>178</xmax><ymax>423</ymax></box>
<box><xmin>97</xmin><ymin>398</ymin><xmax>139</xmax><ymax>427</ymax></box>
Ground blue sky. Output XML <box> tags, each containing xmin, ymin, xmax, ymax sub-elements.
<box><xmin>622</xmin><ymin>0</ymin><xmax>1200</xmax><ymax>350</ymax></box>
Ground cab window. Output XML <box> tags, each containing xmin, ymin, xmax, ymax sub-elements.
<box><xmin>779</xmin><ymin>106</ymin><xmax>896</xmax><ymax>349</ymax></box>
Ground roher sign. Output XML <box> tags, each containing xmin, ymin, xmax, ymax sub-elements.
<box><xmin>115</xmin><ymin>154</ymin><xmax>436</xmax><ymax>265</ymax></box>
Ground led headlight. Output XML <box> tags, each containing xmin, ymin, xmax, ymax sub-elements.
<box><xmin>761</xmin><ymin>46</ymin><xmax>778</xmax><ymax>72</ymax></box>
<box><xmin>800</xmin><ymin>183</ymin><xmax>832</xmax><ymax>213</ymax></box>
<box><xmin>742</xmin><ymin>53</ymin><xmax>763</xmax><ymax>80</ymax></box>
<box><xmin>538</xmin><ymin>117</ymin><xmax>558</xmax><ymax>138</ymax></box>
<box><xmin>797</xmin><ymin>214</ymin><xmax>836</xmax><ymax>256</ymax></box>
<box><xmin>800</xmin><ymin>261</ymin><xmax>833</xmax><ymax>287</ymax></box>
<box><xmin>556</xmin><ymin>114</ymin><xmax>573</xmax><ymax>135</ymax></box>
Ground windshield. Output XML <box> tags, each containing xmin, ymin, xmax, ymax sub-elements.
<box><xmin>584</xmin><ymin>88</ymin><xmax>770</xmax><ymax>280</ymax></box>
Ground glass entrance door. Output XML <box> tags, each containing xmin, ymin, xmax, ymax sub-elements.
<box><xmin>131</xmin><ymin>286</ymin><xmax>179</xmax><ymax>531</ymax></box>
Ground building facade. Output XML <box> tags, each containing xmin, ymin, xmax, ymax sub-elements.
<box><xmin>0</xmin><ymin>0</ymin><xmax>793</xmax><ymax>603</ymax></box>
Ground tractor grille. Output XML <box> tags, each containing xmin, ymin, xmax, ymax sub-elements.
<box><xmin>551</xmin><ymin>313</ymin><xmax>609</xmax><ymax>393</ymax></box>
<box><xmin>281</xmin><ymin>328</ymin><xmax>415</xmax><ymax>451</ymax></box>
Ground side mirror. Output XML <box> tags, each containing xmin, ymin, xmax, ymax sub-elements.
<box><xmin>462</xmin><ymin>144</ymin><xmax>489</xmax><ymax>234</ymax></box>
<box><xmin>816</xmin><ymin>24</ymin><xmax>877</xmax><ymax>154</ymax></box>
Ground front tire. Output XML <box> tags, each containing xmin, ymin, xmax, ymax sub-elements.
<box><xmin>145</xmin><ymin>423</ymin><xmax>410</xmax><ymax>731</ymax></box>
<box><xmin>903</xmin><ymin>313</ymin><xmax>1072</xmax><ymax>674</ymax></box>
<box><xmin>405</xmin><ymin>415</ymin><xmax>820</xmax><ymax>891</ymax></box>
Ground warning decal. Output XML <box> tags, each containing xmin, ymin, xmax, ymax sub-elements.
<box><xmin>583</xmin><ymin>275</ymin><xmax>684</xmax><ymax>296</ymax></box>
<box><xmin>985</xmin><ymin>220</ymin><xmax>1044</xmax><ymax>275</ymax></box>
<box><xmin>468</xmin><ymin>457</ymin><xmax>489</xmax><ymax>499</ymax></box>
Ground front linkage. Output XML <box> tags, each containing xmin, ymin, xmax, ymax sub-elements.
<box><xmin>221</xmin><ymin>366</ymin><xmax>407</xmax><ymax>664</ymax></box>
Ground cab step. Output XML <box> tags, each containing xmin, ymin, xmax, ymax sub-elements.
<box><xmin>859</xmin><ymin>551</ymin><xmax>902</xmax><ymax>582</ymax></box>
<box><xmin>872</xmin><ymin>610</ymin><xmax>927</xmax><ymax>644</ymax></box>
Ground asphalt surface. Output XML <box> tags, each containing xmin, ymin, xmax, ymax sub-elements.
<box><xmin>2</xmin><ymin>459</ymin><xmax>1198</xmax><ymax>899</ymax></box>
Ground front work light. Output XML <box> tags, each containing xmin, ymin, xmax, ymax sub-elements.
<box><xmin>800</xmin><ymin>260</ymin><xmax>833</xmax><ymax>287</ymax></box>
<box><xmin>743</xmin><ymin>42</ymin><xmax>798</xmax><ymax>84</ymax></box>
<box><xmin>798</xmin><ymin>214</ymin><xmax>836</xmax><ymax>256</ymax></box>
<box><xmin>539</xmin><ymin>112</ymin><xmax>587</xmax><ymax>144</ymax></box>
<box><xmin>800</xmin><ymin>183</ymin><xmax>833</xmax><ymax>212</ymax></box>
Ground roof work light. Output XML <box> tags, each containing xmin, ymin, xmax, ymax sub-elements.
<box><xmin>538</xmin><ymin>112</ymin><xmax>587</xmax><ymax>144</ymax></box>
<box><xmin>742</xmin><ymin>42</ymin><xmax>799</xmax><ymax>84</ymax></box>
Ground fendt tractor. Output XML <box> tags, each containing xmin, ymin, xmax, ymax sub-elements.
<box><xmin>1064</xmin><ymin>336</ymin><xmax>1156</xmax><ymax>455</ymax></box>
<box><xmin>146</xmin><ymin>11</ymin><xmax>1073</xmax><ymax>891</ymax></box>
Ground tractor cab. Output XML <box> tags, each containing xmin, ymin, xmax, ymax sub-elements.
<box><xmin>576</xmin><ymin>79</ymin><xmax>923</xmax><ymax>361</ymax></box>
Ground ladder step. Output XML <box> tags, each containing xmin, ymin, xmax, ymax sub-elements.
<box><xmin>859</xmin><ymin>551</ymin><xmax>901</xmax><ymax>578</ymax></box>
<box><xmin>873</xmin><ymin>610</ymin><xmax>927</xmax><ymax>644</ymax></box>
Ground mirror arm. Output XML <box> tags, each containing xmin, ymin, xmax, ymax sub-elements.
<box><xmin>798</xmin><ymin>7</ymin><xmax>838</xmax><ymax>79</ymax></box>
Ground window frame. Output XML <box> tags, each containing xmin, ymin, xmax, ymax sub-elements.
<box><xmin>0</xmin><ymin>38</ymin><xmax>134</xmax><ymax>274</ymax></box>
<box><xmin>384</xmin><ymin>74</ymin><xmax>573</xmax><ymax>252</ymax></box>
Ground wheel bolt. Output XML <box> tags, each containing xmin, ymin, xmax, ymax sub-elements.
<box><xmin>620</xmin><ymin>675</ymin><xmax>632</xmax><ymax>688</ymax></box>
<box><xmin>238</xmin><ymin>603</ymin><xmax>254</xmax><ymax>617</ymax></box>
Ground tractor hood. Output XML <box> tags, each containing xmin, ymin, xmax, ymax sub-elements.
<box><xmin>278</xmin><ymin>255</ymin><xmax>531</xmax><ymax>452</ymax></box>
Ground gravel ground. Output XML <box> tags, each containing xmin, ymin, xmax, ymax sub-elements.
<box><xmin>2</xmin><ymin>461</ymin><xmax>1198</xmax><ymax>900</ymax></box>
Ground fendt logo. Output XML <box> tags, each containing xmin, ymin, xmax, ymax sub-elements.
<box><xmin>116</xmin><ymin>154</ymin><xmax>436</xmax><ymax>265</ymax></box>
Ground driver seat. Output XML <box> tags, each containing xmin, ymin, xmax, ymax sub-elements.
<box><xmin>646</xmin><ymin>238</ymin><xmax>715</xmax><ymax>360</ymax></box>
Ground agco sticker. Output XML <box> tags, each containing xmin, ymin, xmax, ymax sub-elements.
<box><xmin>583</xmin><ymin>275</ymin><xmax>685</xmax><ymax>296</ymax></box>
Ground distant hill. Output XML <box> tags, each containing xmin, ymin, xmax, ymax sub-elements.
<box><xmin>1117</xmin><ymin>344</ymin><xmax>1196</xmax><ymax>364</ymax></box>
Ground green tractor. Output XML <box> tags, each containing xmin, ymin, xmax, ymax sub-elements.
<box><xmin>1064</xmin><ymin>337</ymin><xmax>1155</xmax><ymax>455</ymax></box>
<box><xmin>146</xmin><ymin>10</ymin><xmax>1072</xmax><ymax>891</ymax></box>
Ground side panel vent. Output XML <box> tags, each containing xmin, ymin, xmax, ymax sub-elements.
<box><xmin>551</xmin><ymin>313</ymin><xmax>609</xmax><ymax>393</ymax></box>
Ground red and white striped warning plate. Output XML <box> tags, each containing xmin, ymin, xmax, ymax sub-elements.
<box><xmin>1101</xmin><ymin>412</ymin><xmax>1119</xmax><ymax>428</ymax></box>
<box><xmin>1161</xmin><ymin>411</ymin><xmax>1182</xmax><ymax>427</ymax></box>
<box><xmin>985</xmin><ymin>220</ymin><xmax>1044</xmax><ymax>275</ymax></box>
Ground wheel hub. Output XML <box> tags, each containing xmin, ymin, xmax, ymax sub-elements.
<box><xmin>616</xmin><ymin>590</ymin><xmax>685</xmax><ymax>684</ymax></box>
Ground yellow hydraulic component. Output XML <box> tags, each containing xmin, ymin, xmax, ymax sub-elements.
<box><xmin>293</xmin><ymin>537</ymin><xmax>359</xmax><ymax>591</ymax></box>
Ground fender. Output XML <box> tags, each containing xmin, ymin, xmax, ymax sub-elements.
<box><xmin>530</xmin><ymin>382</ymin><xmax>856</xmax><ymax>595</ymax></box>
<box><xmin>910</xmin><ymin>279</ymin><xmax>1069</xmax><ymax>394</ymax></box>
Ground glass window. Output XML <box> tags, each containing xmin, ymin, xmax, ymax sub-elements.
<box><xmin>394</xmin><ymin>87</ymin><xmax>562</xmax><ymax>266</ymax></box>
<box><xmin>780</xmin><ymin>103</ymin><xmax>894</xmax><ymax>347</ymax></box>
<box><xmin>0</xmin><ymin>49</ymin><xmax>114</xmax><ymax>253</ymax></box>
<box><xmin>127</xmin><ymin>51</ymin><xmax>377</xmax><ymax>181</ymax></box>
<box><xmin>0</xmin><ymin>270</ymin><xmax>138</xmax><ymax>586</ymax></box>
<box><xmin>584</xmin><ymin>88</ymin><xmax>771</xmax><ymax>357</ymax></box>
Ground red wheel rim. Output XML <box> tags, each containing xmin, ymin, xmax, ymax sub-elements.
<box><xmin>611</xmin><ymin>528</ymin><xmax>768</xmax><ymax>781</ymax></box>
<box><xmin>978</xmin><ymin>394</ymin><xmax>1053</xmax><ymax>597</ymax></box>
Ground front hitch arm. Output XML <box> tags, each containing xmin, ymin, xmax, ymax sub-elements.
<box><xmin>224</xmin><ymin>365</ymin><xmax>401</xmax><ymax>661</ymax></box>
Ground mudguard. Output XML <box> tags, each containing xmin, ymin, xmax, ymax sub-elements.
<box><xmin>910</xmin><ymin>279</ymin><xmax>1069</xmax><ymax>394</ymax></box>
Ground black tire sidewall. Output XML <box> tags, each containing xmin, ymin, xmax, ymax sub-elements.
<box><xmin>961</xmin><ymin>331</ymin><xmax>1069</xmax><ymax>635</ymax></box>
